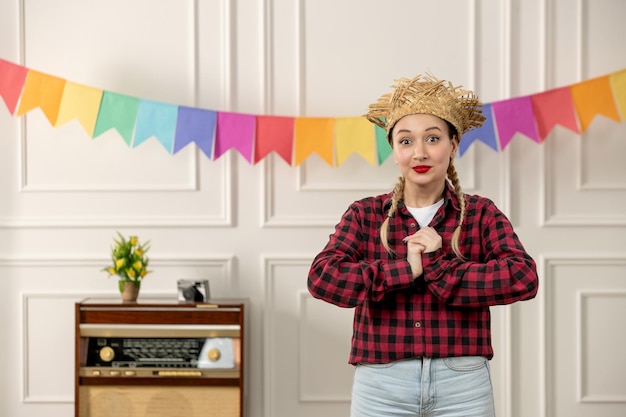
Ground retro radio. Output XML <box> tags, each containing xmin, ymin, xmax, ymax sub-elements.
<box><xmin>75</xmin><ymin>298</ymin><xmax>246</xmax><ymax>417</ymax></box>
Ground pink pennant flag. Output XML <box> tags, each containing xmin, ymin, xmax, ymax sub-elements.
<box><xmin>530</xmin><ymin>86</ymin><xmax>580</xmax><ymax>140</ymax></box>
<box><xmin>0</xmin><ymin>59</ymin><xmax>29</xmax><ymax>115</ymax></box>
<box><xmin>570</xmin><ymin>75</ymin><xmax>621</xmax><ymax>132</ymax></box>
<box><xmin>214</xmin><ymin>111</ymin><xmax>256</xmax><ymax>163</ymax></box>
<box><xmin>491</xmin><ymin>96</ymin><xmax>540</xmax><ymax>150</ymax></box>
<box><xmin>254</xmin><ymin>115</ymin><xmax>294</xmax><ymax>165</ymax></box>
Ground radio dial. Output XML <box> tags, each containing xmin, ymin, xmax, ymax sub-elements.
<box><xmin>208</xmin><ymin>348</ymin><xmax>221</xmax><ymax>362</ymax></box>
<box><xmin>99</xmin><ymin>346</ymin><xmax>115</xmax><ymax>362</ymax></box>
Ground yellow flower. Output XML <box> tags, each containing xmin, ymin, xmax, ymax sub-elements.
<box><xmin>103</xmin><ymin>232</ymin><xmax>151</xmax><ymax>283</ymax></box>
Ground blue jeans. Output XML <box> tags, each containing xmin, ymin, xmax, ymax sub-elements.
<box><xmin>351</xmin><ymin>356</ymin><xmax>495</xmax><ymax>417</ymax></box>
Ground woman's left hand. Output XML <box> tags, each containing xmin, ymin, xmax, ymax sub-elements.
<box><xmin>403</xmin><ymin>227</ymin><xmax>442</xmax><ymax>254</ymax></box>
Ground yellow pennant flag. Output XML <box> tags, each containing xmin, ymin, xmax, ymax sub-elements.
<box><xmin>334</xmin><ymin>117</ymin><xmax>376</xmax><ymax>166</ymax></box>
<box><xmin>56</xmin><ymin>81</ymin><xmax>103</xmax><ymax>136</ymax></box>
<box><xmin>294</xmin><ymin>117</ymin><xmax>334</xmax><ymax>166</ymax></box>
<box><xmin>16</xmin><ymin>70</ymin><xmax>66</xmax><ymax>125</ymax></box>
<box><xmin>570</xmin><ymin>75</ymin><xmax>620</xmax><ymax>132</ymax></box>
<box><xmin>609</xmin><ymin>69</ymin><xmax>626</xmax><ymax>121</ymax></box>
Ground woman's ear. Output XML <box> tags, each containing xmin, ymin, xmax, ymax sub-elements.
<box><xmin>450</xmin><ymin>136</ymin><xmax>459</xmax><ymax>159</ymax></box>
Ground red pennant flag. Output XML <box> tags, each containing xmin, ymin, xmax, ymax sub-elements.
<box><xmin>0</xmin><ymin>59</ymin><xmax>29</xmax><ymax>115</ymax></box>
<box><xmin>254</xmin><ymin>115</ymin><xmax>295</xmax><ymax>165</ymax></box>
<box><xmin>530</xmin><ymin>86</ymin><xmax>580</xmax><ymax>140</ymax></box>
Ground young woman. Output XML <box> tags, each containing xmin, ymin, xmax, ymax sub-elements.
<box><xmin>307</xmin><ymin>74</ymin><xmax>539</xmax><ymax>417</ymax></box>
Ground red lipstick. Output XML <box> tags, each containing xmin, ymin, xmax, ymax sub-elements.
<box><xmin>413</xmin><ymin>165</ymin><xmax>431</xmax><ymax>173</ymax></box>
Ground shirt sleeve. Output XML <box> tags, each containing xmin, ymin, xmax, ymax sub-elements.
<box><xmin>307</xmin><ymin>203</ymin><xmax>415</xmax><ymax>307</ymax></box>
<box><xmin>420</xmin><ymin>200</ymin><xmax>539</xmax><ymax>307</ymax></box>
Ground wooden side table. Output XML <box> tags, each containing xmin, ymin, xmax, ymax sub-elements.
<box><xmin>75</xmin><ymin>298</ymin><xmax>247</xmax><ymax>417</ymax></box>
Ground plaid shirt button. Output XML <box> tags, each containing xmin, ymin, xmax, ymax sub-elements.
<box><xmin>414</xmin><ymin>321</ymin><xmax>421</xmax><ymax>328</ymax></box>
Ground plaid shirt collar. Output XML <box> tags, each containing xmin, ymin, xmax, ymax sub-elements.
<box><xmin>382</xmin><ymin>180</ymin><xmax>461</xmax><ymax>219</ymax></box>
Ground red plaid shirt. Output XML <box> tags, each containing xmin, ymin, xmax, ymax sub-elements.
<box><xmin>308</xmin><ymin>183</ymin><xmax>538</xmax><ymax>364</ymax></box>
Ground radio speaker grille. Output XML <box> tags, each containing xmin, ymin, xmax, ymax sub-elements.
<box><xmin>79</xmin><ymin>386</ymin><xmax>240</xmax><ymax>417</ymax></box>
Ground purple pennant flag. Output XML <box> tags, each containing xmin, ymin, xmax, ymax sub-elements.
<box><xmin>458</xmin><ymin>104</ymin><xmax>499</xmax><ymax>156</ymax></box>
<box><xmin>214</xmin><ymin>111</ymin><xmax>256</xmax><ymax>163</ymax></box>
<box><xmin>491</xmin><ymin>96</ymin><xmax>540</xmax><ymax>150</ymax></box>
<box><xmin>174</xmin><ymin>106</ymin><xmax>217</xmax><ymax>158</ymax></box>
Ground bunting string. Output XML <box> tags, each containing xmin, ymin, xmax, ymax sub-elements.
<box><xmin>1</xmin><ymin>58</ymin><xmax>625</xmax><ymax>166</ymax></box>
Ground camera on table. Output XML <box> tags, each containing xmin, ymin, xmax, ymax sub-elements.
<box><xmin>177</xmin><ymin>279</ymin><xmax>210</xmax><ymax>302</ymax></box>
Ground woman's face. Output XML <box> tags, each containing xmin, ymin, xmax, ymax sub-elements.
<box><xmin>390</xmin><ymin>114</ymin><xmax>458</xmax><ymax>188</ymax></box>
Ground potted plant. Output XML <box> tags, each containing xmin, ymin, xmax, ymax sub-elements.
<box><xmin>103</xmin><ymin>232</ymin><xmax>151</xmax><ymax>301</ymax></box>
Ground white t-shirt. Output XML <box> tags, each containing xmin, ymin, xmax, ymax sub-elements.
<box><xmin>406</xmin><ymin>198</ymin><xmax>444</xmax><ymax>228</ymax></box>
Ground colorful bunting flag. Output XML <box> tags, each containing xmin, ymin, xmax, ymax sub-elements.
<box><xmin>294</xmin><ymin>117</ymin><xmax>334</xmax><ymax>167</ymax></box>
<box><xmin>56</xmin><ymin>81</ymin><xmax>103</xmax><ymax>136</ymax></box>
<box><xmin>530</xmin><ymin>86</ymin><xmax>579</xmax><ymax>140</ymax></box>
<box><xmin>174</xmin><ymin>106</ymin><xmax>216</xmax><ymax>158</ymax></box>
<box><xmin>335</xmin><ymin>117</ymin><xmax>377</xmax><ymax>167</ymax></box>
<box><xmin>93</xmin><ymin>91</ymin><xmax>140</xmax><ymax>146</ymax></box>
<box><xmin>570</xmin><ymin>75</ymin><xmax>621</xmax><ymax>132</ymax></box>
<box><xmin>609</xmin><ymin>69</ymin><xmax>626</xmax><ymax>121</ymax></box>
<box><xmin>214</xmin><ymin>111</ymin><xmax>256</xmax><ymax>163</ymax></box>
<box><xmin>255</xmin><ymin>115</ymin><xmax>295</xmax><ymax>165</ymax></box>
<box><xmin>0</xmin><ymin>59</ymin><xmax>28</xmax><ymax>114</ymax></box>
<box><xmin>134</xmin><ymin>99</ymin><xmax>178</xmax><ymax>152</ymax></box>
<box><xmin>459</xmin><ymin>104</ymin><xmax>499</xmax><ymax>156</ymax></box>
<box><xmin>16</xmin><ymin>70</ymin><xmax>66</xmax><ymax>125</ymax></box>
<box><xmin>375</xmin><ymin>125</ymin><xmax>392</xmax><ymax>165</ymax></box>
<box><xmin>492</xmin><ymin>96</ymin><xmax>540</xmax><ymax>150</ymax></box>
<box><xmin>0</xmin><ymin>58</ymin><xmax>625</xmax><ymax>167</ymax></box>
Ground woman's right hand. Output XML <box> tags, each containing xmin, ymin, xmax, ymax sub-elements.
<box><xmin>405</xmin><ymin>239</ymin><xmax>424</xmax><ymax>279</ymax></box>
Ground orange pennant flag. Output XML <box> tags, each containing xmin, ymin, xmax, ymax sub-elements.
<box><xmin>334</xmin><ymin>117</ymin><xmax>377</xmax><ymax>166</ymax></box>
<box><xmin>570</xmin><ymin>75</ymin><xmax>620</xmax><ymax>132</ymax></box>
<box><xmin>255</xmin><ymin>115</ymin><xmax>295</xmax><ymax>165</ymax></box>
<box><xmin>609</xmin><ymin>69</ymin><xmax>626</xmax><ymax>121</ymax></box>
<box><xmin>56</xmin><ymin>81</ymin><xmax>103</xmax><ymax>136</ymax></box>
<box><xmin>16</xmin><ymin>70</ymin><xmax>66</xmax><ymax>125</ymax></box>
<box><xmin>294</xmin><ymin>117</ymin><xmax>334</xmax><ymax>166</ymax></box>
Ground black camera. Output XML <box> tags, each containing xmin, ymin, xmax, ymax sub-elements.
<box><xmin>177</xmin><ymin>279</ymin><xmax>210</xmax><ymax>302</ymax></box>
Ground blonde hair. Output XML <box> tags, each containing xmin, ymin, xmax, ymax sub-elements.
<box><xmin>380</xmin><ymin>161</ymin><xmax>466</xmax><ymax>259</ymax></box>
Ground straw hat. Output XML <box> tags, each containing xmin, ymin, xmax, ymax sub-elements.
<box><xmin>365</xmin><ymin>73</ymin><xmax>485</xmax><ymax>143</ymax></box>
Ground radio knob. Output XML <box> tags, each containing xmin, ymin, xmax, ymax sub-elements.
<box><xmin>99</xmin><ymin>346</ymin><xmax>115</xmax><ymax>362</ymax></box>
<box><xmin>208</xmin><ymin>348</ymin><xmax>221</xmax><ymax>362</ymax></box>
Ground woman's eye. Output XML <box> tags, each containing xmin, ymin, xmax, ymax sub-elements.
<box><xmin>426</xmin><ymin>136</ymin><xmax>439</xmax><ymax>143</ymax></box>
<box><xmin>400</xmin><ymin>138</ymin><xmax>411</xmax><ymax>145</ymax></box>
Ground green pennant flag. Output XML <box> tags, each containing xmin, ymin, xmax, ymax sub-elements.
<box><xmin>93</xmin><ymin>91</ymin><xmax>140</xmax><ymax>146</ymax></box>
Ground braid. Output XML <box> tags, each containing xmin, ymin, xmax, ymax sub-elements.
<box><xmin>381</xmin><ymin>176</ymin><xmax>405</xmax><ymax>255</ymax></box>
<box><xmin>447</xmin><ymin>160</ymin><xmax>466</xmax><ymax>259</ymax></box>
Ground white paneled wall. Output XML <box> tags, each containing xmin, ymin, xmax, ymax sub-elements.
<box><xmin>1</xmin><ymin>1</ymin><xmax>625</xmax><ymax>416</ymax></box>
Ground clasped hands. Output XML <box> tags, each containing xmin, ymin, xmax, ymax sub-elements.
<box><xmin>403</xmin><ymin>227</ymin><xmax>442</xmax><ymax>279</ymax></box>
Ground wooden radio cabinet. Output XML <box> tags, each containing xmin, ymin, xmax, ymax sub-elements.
<box><xmin>75</xmin><ymin>298</ymin><xmax>247</xmax><ymax>417</ymax></box>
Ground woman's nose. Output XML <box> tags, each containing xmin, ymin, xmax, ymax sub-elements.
<box><xmin>413</xmin><ymin>142</ymin><xmax>426</xmax><ymax>159</ymax></box>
